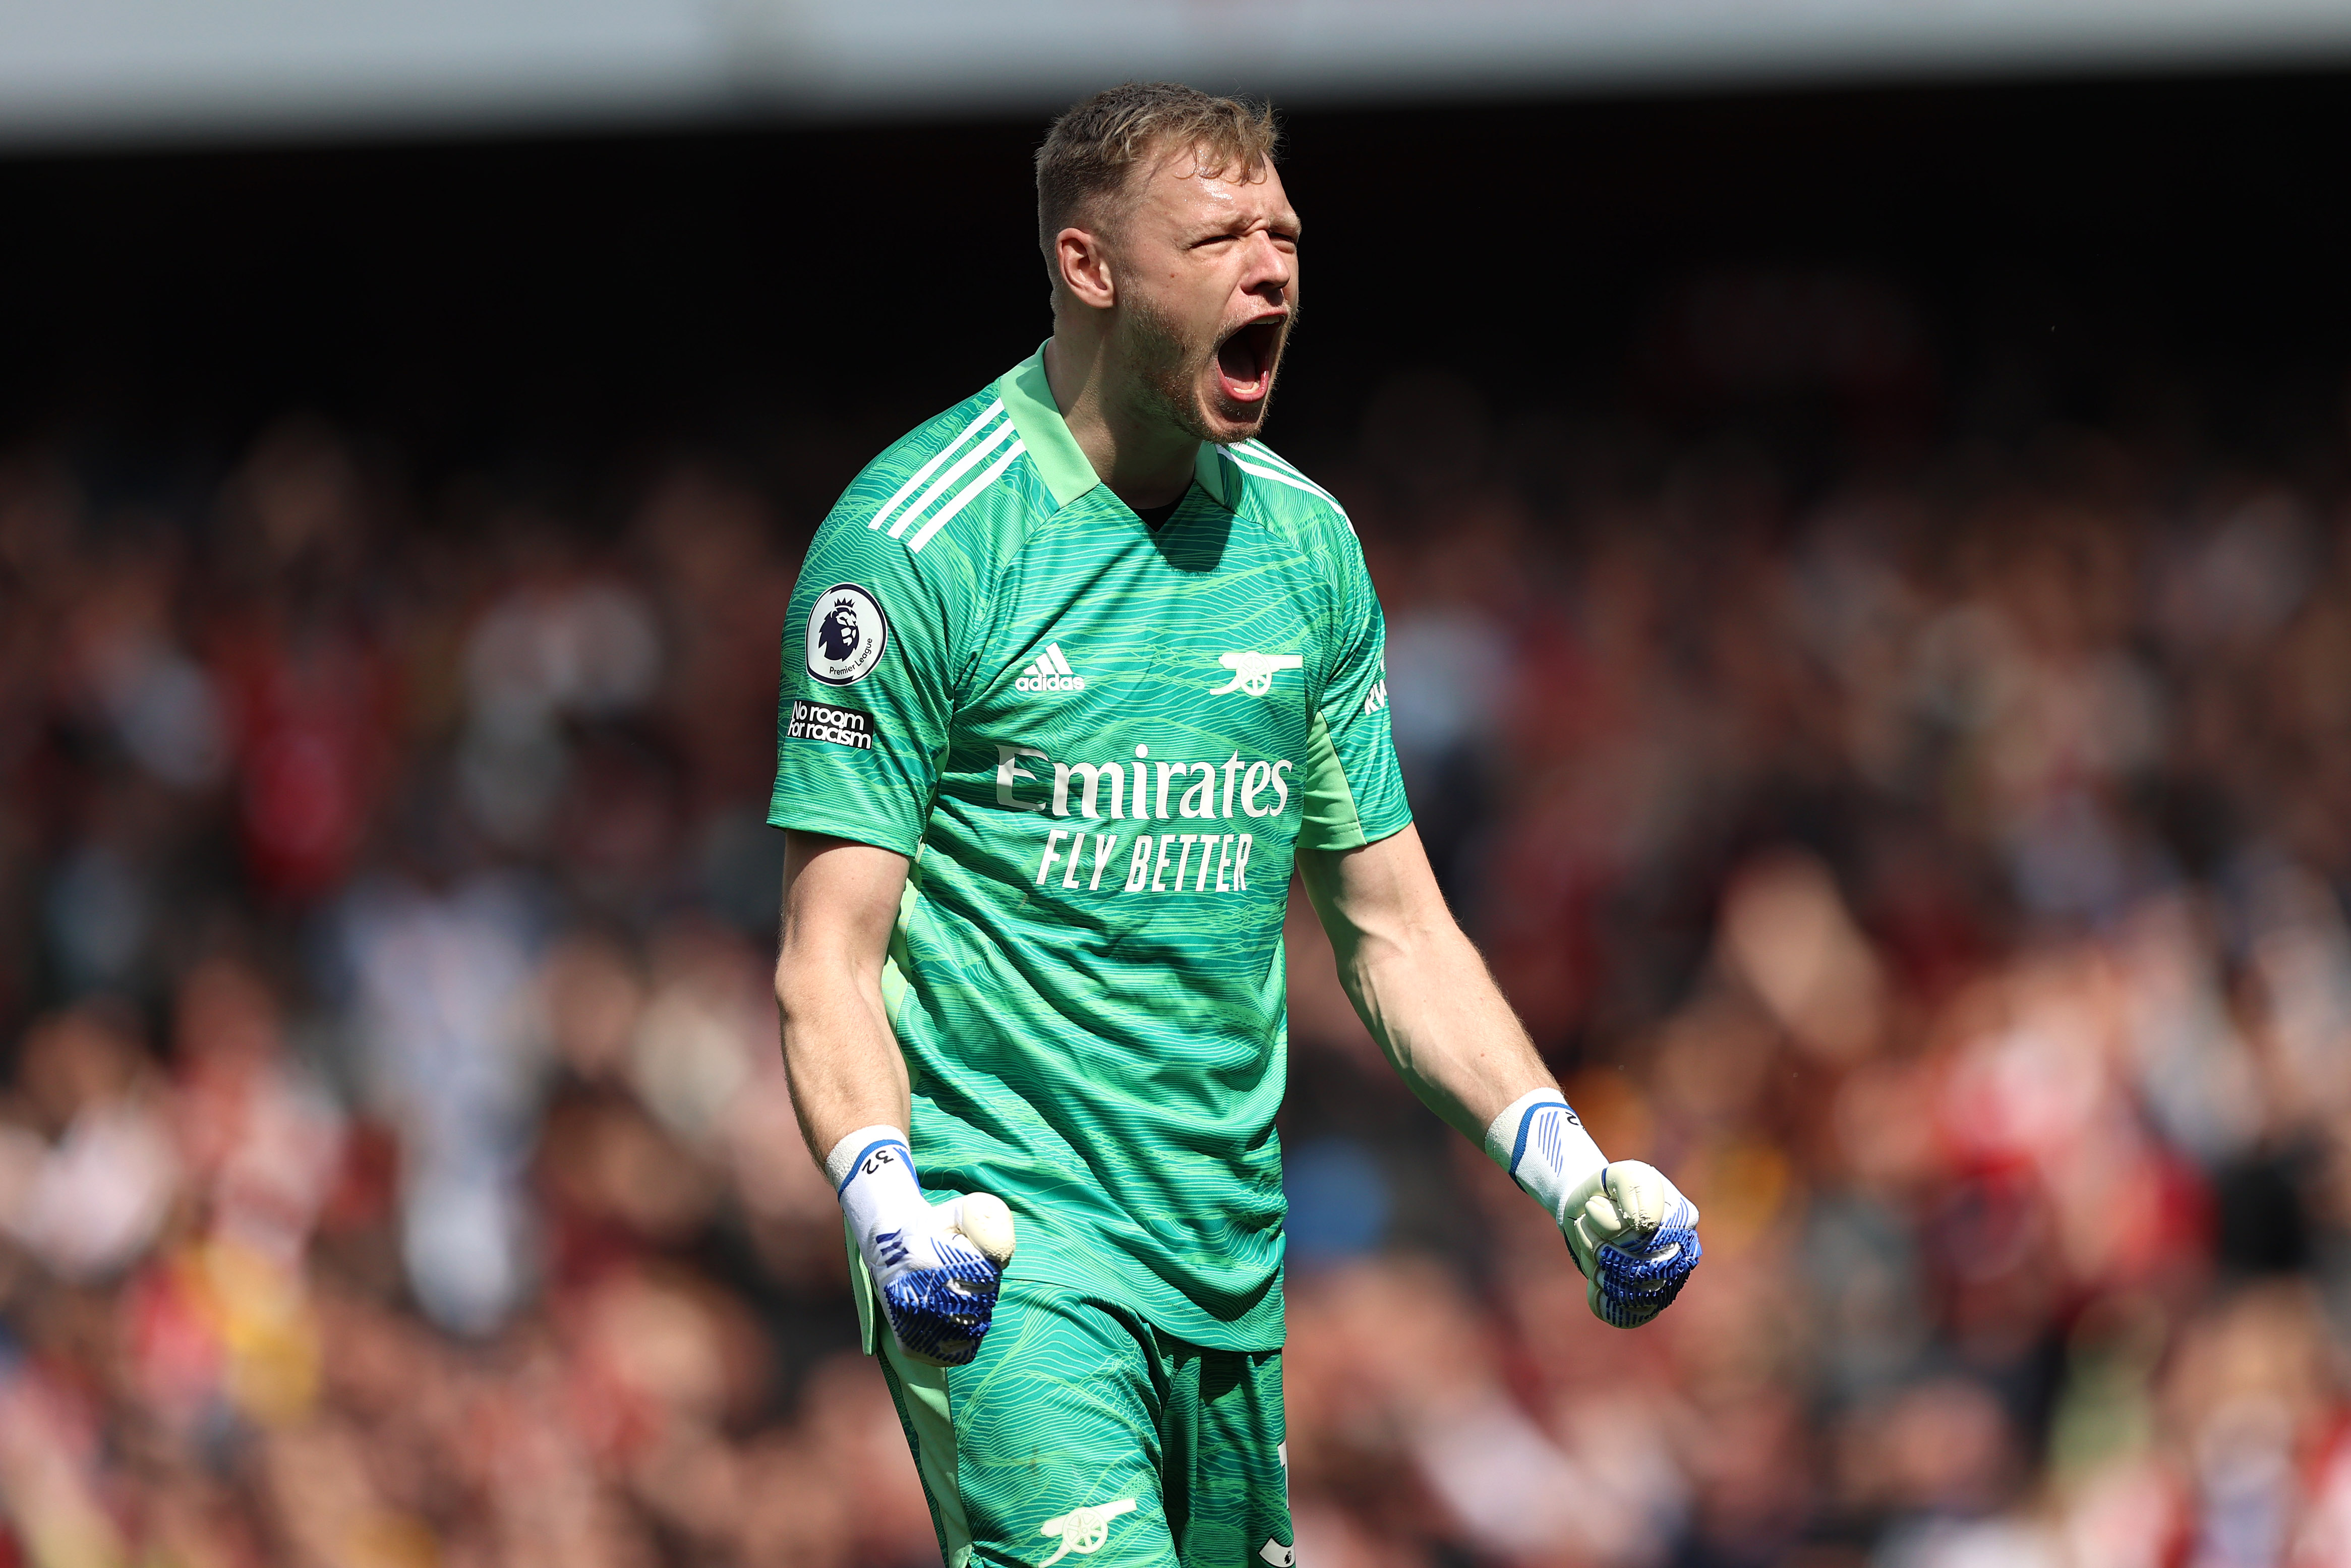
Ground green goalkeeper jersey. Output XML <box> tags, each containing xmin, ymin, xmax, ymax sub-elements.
<box><xmin>770</xmin><ymin>346</ymin><xmax>1409</xmax><ymax>1351</ymax></box>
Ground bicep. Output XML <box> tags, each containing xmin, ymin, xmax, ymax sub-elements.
<box><xmin>778</xmin><ymin>832</ymin><xmax>911</xmax><ymax>983</ymax></box>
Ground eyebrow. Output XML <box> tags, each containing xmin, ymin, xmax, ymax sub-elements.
<box><xmin>1188</xmin><ymin>212</ymin><xmax>1302</xmax><ymax>241</ymax></box>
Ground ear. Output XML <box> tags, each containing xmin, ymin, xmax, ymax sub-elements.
<box><xmin>1053</xmin><ymin>225</ymin><xmax>1116</xmax><ymax>311</ymax></box>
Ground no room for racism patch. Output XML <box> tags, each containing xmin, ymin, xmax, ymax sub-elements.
<box><xmin>786</xmin><ymin>699</ymin><xmax>878</xmax><ymax>750</ymax></box>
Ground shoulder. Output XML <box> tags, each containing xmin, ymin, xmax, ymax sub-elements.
<box><xmin>1216</xmin><ymin>439</ymin><xmax>1357</xmax><ymax>548</ymax></box>
<box><xmin>819</xmin><ymin>386</ymin><xmax>1043</xmax><ymax>572</ymax></box>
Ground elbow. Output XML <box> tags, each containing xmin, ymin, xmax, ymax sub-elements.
<box><xmin>773</xmin><ymin>945</ymin><xmax>817</xmax><ymax>1033</ymax></box>
<box><xmin>773</xmin><ymin>936</ymin><xmax>879</xmax><ymax>1033</ymax></box>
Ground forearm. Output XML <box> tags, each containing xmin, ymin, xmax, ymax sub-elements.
<box><xmin>1301</xmin><ymin>829</ymin><xmax>1555</xmax><ymax>1143</ymax></box>
<box><xmin>776</xmin><ymin>946</ymin><xmax>910</xmax><ymax>1164</ymax></box>
<box><xmin>1305</xmin><ymin>828</ymin><xmax>1699</xmax><ymax>1325</ymax></box>
<box><xmin>773</xmin><ymin>833</ymin><xmax>914</xmax><ymax>1167</ymax></box>
<box><xmin>1340</xmin><ymin>930</ymin><xmax>1555</xmax><ymax>1143</ymax></box>
<box><xmin>1344</xmin><ymin>926</ymin><xmax>1553</xmax><ymax>1142</ymax></box>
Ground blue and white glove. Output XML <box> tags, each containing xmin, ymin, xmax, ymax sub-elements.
<box><xmin>1487</xmin><ymin>1090</ymin><xmax>1700</xmax><ymax>1328</ymax></box>
<box><xmin>828</xmin><ymin>1126</ymin><xmax>1003</xmax><ymax>1367</ymax></box>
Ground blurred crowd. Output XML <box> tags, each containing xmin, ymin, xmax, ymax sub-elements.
<box><xmin>3</xmin><ymin>353</ymin><xmax>2351</xmax><ymax>1568</ymax></box>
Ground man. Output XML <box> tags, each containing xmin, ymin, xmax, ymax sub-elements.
<box><xmin>771</xmin><ymin>83</ymin><xmax>1699</xmax><ymax>1567</ymax></box>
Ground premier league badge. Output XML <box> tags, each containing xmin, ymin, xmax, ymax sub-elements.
<box><xmin>804</xmin><ymin>583</ymin><xmax>890</xmax><ymax>685</ymax></box>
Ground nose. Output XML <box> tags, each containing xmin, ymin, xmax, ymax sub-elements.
<box><xmin>1242</xmin><ymin>230</ymin><xmax>1291</xmax><ymax>303</ymax></box>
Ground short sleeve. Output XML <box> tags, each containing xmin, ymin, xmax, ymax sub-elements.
<box><xmin>768</xmin><ymin>498</ymin><xmax>987</xmax><ymax>857</ymax></box>
<box><xmin>1297</xmin><ymin>530</ymin><xmax>1412</xmax><ymax>852</ymax></box>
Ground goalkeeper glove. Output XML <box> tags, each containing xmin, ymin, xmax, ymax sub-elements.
<box><xmin>828</xmin><ymin>1126</ymin><xmax>1002</xmax><ymax>1366</ymax></box>
<box><xmin>1485</xmin><ymin>1089</ymin><xmax>1701</xmax><ymax>1327</ymax></box>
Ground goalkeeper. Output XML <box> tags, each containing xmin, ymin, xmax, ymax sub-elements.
<box><xmin>772</xmin><ymin>82</ymin><xmax>1698</xmax><ymax>1568</ymax></box>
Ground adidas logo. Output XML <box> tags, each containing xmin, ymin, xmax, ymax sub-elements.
<box><xmin>1014</xmin><ymin>644</ymin><xmax>1087</xmax><ymax>694</ymax></box>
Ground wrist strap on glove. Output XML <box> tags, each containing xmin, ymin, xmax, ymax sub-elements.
<box><xmin>829</xmin><ymin>1124</ymin><xmax>923</xmax><ymax>1232</ymax></box>
<box><xmin>1483</xmin><ymin>1089</ymin><xmax>1608</xmax><ymax>1229</ymax></box>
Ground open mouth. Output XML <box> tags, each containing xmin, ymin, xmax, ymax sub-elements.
<box><xmin>1213</xmin><ymin>316</ymin><xmax>1284</xmax><ymax>403</ymax></box>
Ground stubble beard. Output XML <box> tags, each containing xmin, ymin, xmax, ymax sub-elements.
<box><xmin>1119</xmin><ymin>293</ymin><xmax>1282</xmax><ymax>446</ymax></box>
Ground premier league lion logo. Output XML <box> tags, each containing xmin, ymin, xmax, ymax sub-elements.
<box><xmin>818</xmin><ymin>598</ymin><xmax>861</xmax><ymax>663</ymax></box>
<box><xmin>804</xmin><ymin>583</ymin><xmax>889</xmax><ymax>685</ymax></box>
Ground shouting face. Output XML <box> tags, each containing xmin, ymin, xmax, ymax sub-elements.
<box><xmin>1105</xmin><ymin>149</ymin><xmax>1299</xmax><ymax>445</ymax></box>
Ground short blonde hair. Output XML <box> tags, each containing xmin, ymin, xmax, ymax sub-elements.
<box><xmin>1035</xmin><ymin>83</ymin><xmax>1279</xmax><ymax>270</ymax></box>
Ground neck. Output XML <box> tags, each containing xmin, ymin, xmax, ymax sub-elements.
<box><xmin>1044</xmin><ymin>324</ymin><xmax>1199</xmax><ymax>512</ymax></box>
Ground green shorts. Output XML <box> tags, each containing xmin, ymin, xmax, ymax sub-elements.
<box><xmin>871</xmin><ymin>1270</ymin><xmax>1295</xmax><ymax>1567</ymax></box>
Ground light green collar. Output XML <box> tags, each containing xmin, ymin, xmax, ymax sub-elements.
<box><xmin>997</xmin><ymin>342</ymin><xmax>1230</xmax><ymax>512</ymax></box>
<box><xmin>997</xmin><ymin>344</ymin><xmax>1100</xmax><ymax>508</ymax></box>
<box><xmin>1194</xmin><ymin>437</ymin><xmax>1230</xmax><ymax>507</ymax></box>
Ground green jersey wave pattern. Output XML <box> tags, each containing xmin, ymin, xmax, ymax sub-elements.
<box><xmin>770</xmin><ymin>346</ymin><xmax>1409</xmax><ymax>1350</ymax></box>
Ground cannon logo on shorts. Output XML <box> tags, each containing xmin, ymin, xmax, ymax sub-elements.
<box><xmin>1038</xmin><ymin>1497</ymin><xmax>1137</xmax><ymax>1564</ymax></box>
<box><xmin>804</xmin><ymin>583</ymin><xmax>890</xmax><ymax>685</ymax></box>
